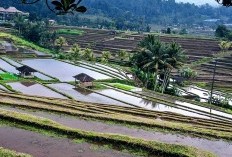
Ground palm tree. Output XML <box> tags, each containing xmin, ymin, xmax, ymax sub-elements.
<box><xmin>101</xmin><ymin>51</ymin><xmax>111</xmax><ymax>63</ymax></box>
<box><xmin>55</xmin><ymin>36</ymin><xmax>67</xmax><ymax>52</ymax></box>
<box><xmin>160</xmin><ymin>42</ymin><xmax>187</xmax><ymax>93</ymax></box>
<box><xmin>70</xmin><ymin>44</ymin><xmax>82</xmax><ymax>62</ymax></box>
<box><xmin>118</xmin><ymin>50</ymin><xmax>128</xmax><ymax>61</ymax></box>
<box><xmin>138</xmin><ymin>35</ymin><xmax>167</xmax><ymax>91</ymax></box>
<box><xmin>82</xmin><ymin>48</ymin><xmax>94</xmax><ymax>61</ymax></box>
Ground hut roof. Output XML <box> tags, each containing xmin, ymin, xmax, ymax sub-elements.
<box><xmin>73</xmin><ymin>73</ymin><xmax>95</xmax><ymax>82</ymax></box>
<box><xmin>4</xmin><ymin>7</ymin><xmax>29</xmax><ymax>15</ymax></box>
<box><xmin>0</xmin><ymin>7</ymin><xmax>5</xmax><ymax>12</ymax></box>
<box><xmin>5</xmin><ymin>7</ymin><xmax>22</xmax><ymax>13</ymax></box>
<box><xmin>16</xmin><ymin>65</ymin><xmax>37</xmax><ymax>73</ymax></box>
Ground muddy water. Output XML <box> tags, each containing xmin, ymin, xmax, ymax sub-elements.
<box><xmin>0</xmin><ymin>127</ymin><xmax>133</xmax><ymax>157</ymax></box>
<box><xmin>48</xmin><ymin>83</ymin><xmax>131</xmax><ymax>107</ymax></box>
<box><xmin>1</xmin><ymin>106</ymin><xmax>231</xmax><ymax>157</ymax></box>
<box><xmin>98</xmin><ymin>89</ymin><xmax>209</xmax><ymax>119</ymax></box>
<box><xmin>6</xmin><ymin>82</ymin><xmax>66</xmax><ymax>99</ymax></box>
<box><xmin>21</xmin><ymin>59</ymin><xmax>111</xmax><ymax>81</ymax></box>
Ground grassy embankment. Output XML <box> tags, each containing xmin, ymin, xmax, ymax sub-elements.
<box><xmin>0</xmin><ymin>147</ymin><xmax>31</xmax><ymax>157</ymax></box>
<box><xmin>0</xmin><ymin>92</ymin><xmax>232</xmax><ymax>141</ymax></box>
<box><xmin>0</xmin><ymin>32</ymin><xmax>53</xmax><ymax>54</ymax></box>
<box><xmin>0</xmin><ymin>109</ymin><xmax>216</xmax><ymax>157</ymax></box>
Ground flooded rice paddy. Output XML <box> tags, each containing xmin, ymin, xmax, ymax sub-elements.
<box><xmin>0</xmin><ymin>58</ymin><xmax>53</xmax><ymax>80</ymax></box>
<box><xmin>97</xmin><ymin>88</ymin><xmax>210</xmax><ymax>119</ymax></box>
<box><xmin>1</xmin><ymin>106</ymin><xmax>232</xmax><ymax>157</ymax></box>
<box><xmin>6</xmin><ymin>82</ymin><xmax>66</xmax><ymax>99</ymax></box>
<box><xmin>0</xmin><ymin>126</ymin><xmax>133</xmax><ymax>157</ymax></box>
<box><xmin>21</xmin><ymin>59</ymin><xmax>111</xmax><ymax>81</ymax></box>
<box><xmin>48</xmin><ymin>83</ymin><xmax>130</xmax><ymax>107</ymax></box>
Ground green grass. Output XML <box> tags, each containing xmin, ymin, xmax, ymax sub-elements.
<box><xmin>0</xmin><ymin>72</ymin><xmax>18</xmax><ymax>81</ymax></box>
<box><xmin>0</xmin><ymin>109</ymin><xmax>216</xmax><ymax>157</ymax></box>
<box><xmin>0</xmin><ymin>32</ymin><xmax>53</xmax><ymax>54</ymax></box>
<box><xmin>109</xmin><ymin>83</ymin><xmax>135</xmax><ymax>91</ymax></box>
<box><xmin>0</xmin><ymin>147</ymin><xmax>32</xmax><ymax>157</ymax></box>
<box><xmin>56</xmin><ymin>29</ymin><xmax>85</xmax><ymax>35</ymax></box>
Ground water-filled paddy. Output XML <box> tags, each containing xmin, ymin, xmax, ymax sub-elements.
<box><xmin>97</xmin><ymin>89</ymin><xmax>210</xmax><ymax>119</ymax></box>
<box><xmin>48</xmin><ymin>83</ymin><xmax>130</xmax><ymax>107</ymax></box>
<box><xmin>0</xmin><ymin>58</ymin><xmax>53</xmax><ymax>80</ymax></box>
<box><xmin>7</xmin><ymin>82</ymin><xmax>66</xmax><ymax>99</ymax></box>
<box><xmin>21</xmin><ymin>59</ymin><xmax>111</xmax><ymax>81</ymax></box>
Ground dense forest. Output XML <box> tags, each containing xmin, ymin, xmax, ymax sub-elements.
<box><xmin>1</xmin><ymin>0</ymin><xmax>232</xmax><ymax>30</ymax></box>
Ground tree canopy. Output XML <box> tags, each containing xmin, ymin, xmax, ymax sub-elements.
<box><xmin>20</xmin><ymin>0</ymin><xmax>87</xmax><ymax>14</ymax></box>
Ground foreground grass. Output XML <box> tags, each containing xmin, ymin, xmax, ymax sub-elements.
<box><xmin>0</xmin><ymin>93</ymin><xmax>232</xmax><ymax>141</ymax></box>
<box><xmin>0</xmin><ymin>109</ymin><xmax>215</xmax><ymax>157</ymax></box>
<box><xmin>0</xmin><ymin>147</ymin><xmax>32</xmax><ymax>157</ymax></box>
<box><xmin>0</xmin><ymin>32</ymin><xmax>53</xmax><ymax>54</ymax></box>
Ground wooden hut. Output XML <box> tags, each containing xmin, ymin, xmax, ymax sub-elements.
<box><xmin>0</xmin><ymin>7</ymin><xmax>29</xmax><ymax>21</ymax></box>
<box><xmin>16</xmin><ymin>65</ymin><xmax>37</xmax><ymax>78</ymax></box>
<box><xmin>73</xmin><ymin>73</ymin><xmax>95</xmax><ymax>88</ymax></box>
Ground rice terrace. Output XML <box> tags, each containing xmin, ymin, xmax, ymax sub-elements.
<box><xmin>0</xmin><ymin>0</ymin><xmax>232</xmax><ymax>157</ymax></box>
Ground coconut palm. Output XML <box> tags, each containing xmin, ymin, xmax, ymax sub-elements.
<box><xmin>101</xmin><ymin>51</ymin><xmax>111</xmax><ymax>63</ymax></box>
<box><xmin>160</xmin><ymin>42</ymin><xmax>187</xmax><ymax>93</ymax></box>
<box><xmin>82</xmin><ymin>48</ymin><xmax>94</xmax><ymax>61</ymax></box>
<box><xmin>118</xmin><ymin>50</ymin><xmax>128</xmax><ymax>61</ymax></box>
<box><xmin>138</xmin><ymin>35</ymin><xmax>167</xmax><ymax>90</ymax></box>
<box><xmin>55</xmin><ymin>36</ymin><xmax>67</xmax><ymax>52</ymax></box>
<box><xmin>70</xmin><ymin>44</ymin><xmax>82</xmax><ymax>62</ymax></box>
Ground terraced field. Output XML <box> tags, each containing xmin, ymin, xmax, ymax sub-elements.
<box><xmin>0</xmin><ymin>92</ymin><xmax>231</xmax><ymax>157</ymax></box>
<box><xmin>51</xmin><ymin>26</ymin><xmax>232</xmax><ymax>89</ymax></box>
<box><xmin>51</xmin><ymin>26</ymin><xmax>220</xmax><ymax>62</ymax></box>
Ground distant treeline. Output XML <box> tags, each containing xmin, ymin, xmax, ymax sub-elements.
<box><xmin>1</xmin><ymin>0</ymin><xmax>232</xmax><ymax>30</ymax></box>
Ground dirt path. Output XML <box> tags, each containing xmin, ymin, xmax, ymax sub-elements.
<box><xmin>1</xmin><ymin>106</ymin><xmax>232</xmax><ymax>157</ymax></box>
<box><xmin>0</xmin><ymin>126</ymin><xmax>134</xmax><ymax>157</ymax></box>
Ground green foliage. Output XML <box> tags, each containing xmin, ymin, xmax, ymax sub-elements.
<box><xmin>167</xmin><ymin>28</ymin><xmax>171</xmax><ymax>34</ymax></box>
<box><xmin>0</xmin><ymin>73</ymin><xmax>18</xmax><ymax>81</ymax></box>
<box><xmin>215</xmin><ymin>25</ymin><xmax>230</xmax><ymax>38</ymax></box>
<box><xmin>56</xmin><ymin>29</ymin><xmax>85</xmax><ymax>35</ymax></box>
<box><xmin>2</xmin><ymin>0</ymin><xmax>231</xmax><ymax>30</ymax></box>
<box><xmin>179</xmin><ymin>67</ymin><xmax>197</xmax><ymax>79</ymax></box>
<box><xmin>0</xmin><ymin>32</ymin><xmax>53</xmax><ymax>54</ymax></box>
<box><xmin>101</xmin><ymin>51</ymin><xmax>111</xmax><ymax>63</ymax></box>
<box><xmin>82</xmin><ymin>48</ymin><xmax>95</xmax><ymax>61</ymax></box>
<box><xmin>70</xmin><ymin>44</ymin><xmax>82</xmax><ymax>61</ymax></box>
<box><xmin>0</xmin><ymin>147</ymin><xmax>31</xmax><ymax>157</ymax></box>
<box><xmin>132</xmin><ymin>34</ymin><xmax>186</xmax><ymax>91</ymax></box>
<box><xmin>179</xmin><ymin>28</ymin><xmax>188</xmax><ymax>35</ymax></box>
<box><xmin>109</xmin><ymin>83</ymin><xmax>135</xmax><ymax>91</ymax></box>
<box><xmin>219</xmin><ymin>41</ymin><xmax>232</xmax><ymax>51</ymax></box>
<box><xmin>54</xmin><ymin>36</ymin><xmax>67</xmax><ymax>52</ymax></box>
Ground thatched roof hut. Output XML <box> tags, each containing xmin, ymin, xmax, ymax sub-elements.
<box><xmin>16</xmin><ymin>65</ymin><xmax>37</xmax><ymax>78</ymax></box>
<box><xmin>73</xmin><ymin>73</ymin><xmax>95</xmax><ymax>88</ymax></box>
<box><xmin>73</xmin><ymin>73</ymin><xmax>95</xmax><ymax>82</ymax></box>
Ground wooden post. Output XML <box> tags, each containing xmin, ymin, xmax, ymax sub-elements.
<box><xmin>209</xmin><ymin>60</ymin><xmax>217</xmax><ymax>104</ymax></box>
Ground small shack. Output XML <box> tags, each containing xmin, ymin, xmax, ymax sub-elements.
<box><xmin>73</xmin><ymin>73</ymin><xmax>95</xmax><ymax>88</ymax></box>
<box><xmin>16</xmin><ymin>65</ymin><xmax>37</xmax><ymax>78</ymax></box>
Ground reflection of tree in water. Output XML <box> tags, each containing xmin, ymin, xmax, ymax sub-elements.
<box><xmin>140</xmin><ymin>98</ymin><xmax>172</xmax><ymax>109</ymax></box>
<box><xmin>140</xmin><ymin>99</ymin><xmax>159</xmax><ymax>108</ymax></box>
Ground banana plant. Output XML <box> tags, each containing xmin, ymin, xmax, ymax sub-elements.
<box><xmin>20</xmin><ymin>0</ymin><xmax>87</xmax><ymax>14</ymax></box>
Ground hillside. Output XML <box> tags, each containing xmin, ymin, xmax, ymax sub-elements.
<box><xmin>1</xmin><ymin>0</ymin><xmax>232</xmax><ymax>29</ymax></box>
